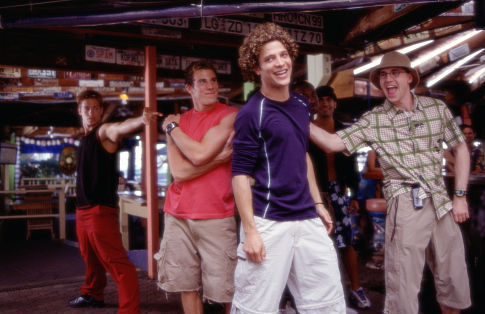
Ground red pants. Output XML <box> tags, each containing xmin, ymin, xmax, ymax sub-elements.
<box><xmin>76</xmin><ymin>205</ymin><xmax>140</xmax><ymax>314</ymax></box>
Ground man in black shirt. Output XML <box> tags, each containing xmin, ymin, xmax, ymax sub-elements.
<box><xmin>69</xmin><ymin>90</ymin><xmax>161</xmax><ymax>313</ymax></box>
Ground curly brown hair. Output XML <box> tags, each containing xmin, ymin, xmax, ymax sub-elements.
<box><xmin>238</xmin><ymin>22</ymin><xmax>299</xmax><ymax>82</ymax></box>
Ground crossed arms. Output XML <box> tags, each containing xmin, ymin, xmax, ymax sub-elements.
<box><xmin>162</xmin><ymin>112</ymin><xmax>236</xmax><ymax>182</ymax></box>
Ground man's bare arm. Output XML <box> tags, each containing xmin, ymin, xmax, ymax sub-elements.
<box><xmin>164</xmin><ymin>112</ymin><xmax>236</xmax><ymax>166</ymax></box>
<box><xmin>99</xmin><ymin>108</ymin><xmax>162</xmax><ymax>153</ymax></box>
<box><xmin>309</xmin><ymin>123</ymin><xmax>346</xmax><ymax>153</ymax></box>
<box><xmin>233</xmin><ymin>174</ymin><xmax>266</xmax><ymax>263</ymax></box>
<box><xmin>167</xmin><ymin>132</ymin><xmax>234</xmax><ymax>182</ymax></box>
<box><xmin>451</xmin><ymin>141</ymin><xmax>470</xmax><ymax>223</ymax></box>
<box><xmin>306</xmin><ymin>153</ymin><xmax>333</xmax><ymax>234</ymax></box>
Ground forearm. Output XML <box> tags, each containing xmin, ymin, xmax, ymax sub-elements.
<box><xmin>169</xmin><ymin>128</ymin><xmax>213</xmax><ymax>166</ymax></box>
<box><xmin>167</xmin><ymin>137</ymin><xmax>223</xmax><ymax>182</ymax></box>
<box><xmin>309</xmin><ymin>123</ymin><xmax>346</xmax><ymax>153</ymax></box>
<box><xmin>168</xmin><ymin>112</ymin><xmax>236</xmax><ymax>166</ymax></box>
<box><xmin>232</xmin><ymin>175</ymin><xmax>258</xmax><ymax>235</ymax></box>
<box><xmin>453</xmin><ymin>142</ymin><xmax>470</xmax><ymax>190</ymax></box>
<box><xmin>109</xmin><ymin>116</ymin><xmax>145</xmax><ymax>142</ymax></box>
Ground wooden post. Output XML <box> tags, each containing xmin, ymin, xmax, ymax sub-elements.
<box><xmin>144</xmin><ymin>45</ymin><xmax>159</xmax><ymax>279</ymax></box>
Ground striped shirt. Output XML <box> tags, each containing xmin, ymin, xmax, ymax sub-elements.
<box><xmin>336</xmin><ymin>94</ymin><xmax>464</xmax><ymax>219</ymax></box>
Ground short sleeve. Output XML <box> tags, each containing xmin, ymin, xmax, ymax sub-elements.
<box><xmin>336</xmin><ymin>116</ymin><xmax>371</xmax><ymax>155</ymax></box>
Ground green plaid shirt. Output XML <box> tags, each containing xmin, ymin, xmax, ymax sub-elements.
<box><xmin>336</xmin><ymin>94</ymin><xmax>464</xmax><ymax>219</ymax></box>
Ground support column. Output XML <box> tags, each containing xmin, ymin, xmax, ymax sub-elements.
<box><xmin>144</xmin><ymin>45</ymin><xmax>159</xmax><ymax>279</ymax></box>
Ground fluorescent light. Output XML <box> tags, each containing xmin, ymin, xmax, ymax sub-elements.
<box><xmin>468</xmin><ymin>65</ymin><xmax>485</xmax><ymax>84</ymax></box>
<box><xmin>426</xmin><ymin>49</ymin><xmax>484</xmax><ymax>87</ymax></box>
<box><xmin>353</xmin><ymin>56</ymin><xmax>382</xmax><ymax>75</ymax></box>
<box><xmin>412</xmin><ymin>29</ymin><xmax>483</xmax><ymax>68</ymax></box>
<box><xmin>398</xmin><ymin>39</ymin><xmax>434</xmax><ymax>54</ymax></box>
<box><xmin>353</xmin><ymin>40</ymin><xmax>433</xmax><ymax>75</ymax></box>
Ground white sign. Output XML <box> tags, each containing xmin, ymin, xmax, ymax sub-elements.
<box><xmin>109</xmin><ymin>81</ymin><xmax>134</xmax><ymax>88</ymax></box>
<box><xmin>85</xmin><ymin>45</ymin><xmax>116</xmax><ymax>64</ymax></box>
<box><xmin>284</xmin><ymin>27</ymin><xmax>323</xmax><ymax>46</ymax></box>
<box><xmin>272</xmin><ymin>13</ymin><xmax>323</xmax><ymax>29</ymax></box>
<box><xmin>201</xmin><ymin>17</ymin><xmax>323</xmax><ymax>45</ymax></box>
<box><xmin>143</xmin><ymin>18</ymin><xmax>189</xmax><ymax>28</ymax></box>
<box><xmin>27</xmin><ymin>69</ymin><xmax>57</xmax><ymax>79</ymax></box>
<box><xmin>140</xmin><ymin>82</ymin><xmax>165</xmax><ymax>89</ymax></box>
<box><xmin>116</xmin><ymin>49</ymin><xmax>145</xmax><ymax>66</ymax></box>
<box><xmin>0</xmin><ymin>67</ymin><xmax>21</xmax><ymax>78</ymax></box>
<box><xmin>0</xmin><ymin>92</ymin><xmax>19</xmax><ymax>100</ymax></box>
<box><xmin>79</xmin><ymin>80</ymin><xmax>105</xmax><ymax>87</ymax></box>
<box><xmin>201</xmin><ymin>17</ymin><xmax>259</xmax><ymax>36</ymax></box>
<box><xmin>157</xmin><ymin>55</ymin><xmax>181</xmax><ymax>70</ymax></box>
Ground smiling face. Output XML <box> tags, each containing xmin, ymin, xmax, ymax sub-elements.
<box><xmin>256</xmin><ymin>40</ymin><xmax>292</xmax><ymax>99</ymax></box>
<box><xmin>379</xmin><ymin>67</ymin><xmax>413</xmax><ymax>108</ymax></box>
<box><xmin>186</xmin><ymin>68</ymin><xmax>219</xmax><ymax>112</ymax></box>
<box><xmin>462</xmin><ymin>126</ymin><xmax>476</xmax><ymax>145</ymax></box>
<box><xmin>78</xmin><ymin>98</ymin><xmax>103</xmax><ymax>133</ymax></box>
<box><xmin>317</xmin><ymin>95</ymin><xmax>336</xmax><ymax>118</ymax></box>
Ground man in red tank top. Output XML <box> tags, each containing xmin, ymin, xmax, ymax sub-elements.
<box><xmin>155</xmin><ymin>61</ymin><xmax>238</xmax><ymax>314</ymax></box>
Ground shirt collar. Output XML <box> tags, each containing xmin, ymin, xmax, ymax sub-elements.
<box><xmin>384</xmin><ymin>92</ymin><xmax>422</xmax><ymax>119</ymax></box>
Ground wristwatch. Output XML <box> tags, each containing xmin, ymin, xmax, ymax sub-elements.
<box><xmin>454</xmin><ymin>189</ymin><xmax>467</xmax><ymax>197</ymax></box>
<box><xmin>165</xmin><ymin>121</ymin><xmax>178</xmax><ymax>135</ymax></box>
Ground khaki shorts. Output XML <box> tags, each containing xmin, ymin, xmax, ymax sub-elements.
<box><xmin>154</xmin><ymin>213</ymin><xmax>237</xmax><ymax>303</ymax></box>
<box><xmin>384</xmin><ymin>193</ymin><xmax>471</xmax><ymax>314</ymax></box>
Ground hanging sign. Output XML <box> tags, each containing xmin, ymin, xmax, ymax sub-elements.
<box><xmin>116</xmin><ymin>49</ymin><xmax>145</xmax><ymax>66</ymax></box>
<box><xmin>85</xmin><ymin>45</ymin><xmax>116</xmax><ymax>64</ymax></box>
<box><xmin>109</xmin><ymin>81</ymin><xmax>134</xmax><ymax>88</ymax></box>
<box><xmin>79</xmin><ymin>80</ymin><xmax>105</xmax><ymax>87</ymax></box>
<box><xmin>0</xmin><ymin>92</ymin><xmax>19</xmax><ymax>100</ymax></box>
<box><xmin>157</xmin><ymin>55</ymin><xmax>181</xmax><ymax>70</ymax></box>
<box><xmin>53</xmin><ymin>91</ymin><xmax>74</xmax><ymax>99</ymax></box>
<box><xmin>143</xmin><ymin>18</ymin><xmax>189</xmax><ymax>28</ymax></box>
<box><xmin>201</xmin><ymin>17</ymin><xmax>323</xmax><ymax>46</ymax></box>
<box><xmin>0</xmin><ymin>67</ymin><xmax>21</xmax><ymax>78</ymax></box>
<box><xmin>27</xmin><ymin>69</ymin><xmax>57</xmax><ymax>79</ymax></box>
<box><xmin>272</xmin><ymin>13</ymin><xmax>323</xmax><ymax>29</ymax></box>
<box><xmin>63</xmin><ymin>71</ymin><xmax>92</xmax><ymax>80</ymax></box>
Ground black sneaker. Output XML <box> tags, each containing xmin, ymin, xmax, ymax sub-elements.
<box><xmin>68</xmin><ymin>295</ymin><xmax>105</xmax><ymax>308</ymax></box>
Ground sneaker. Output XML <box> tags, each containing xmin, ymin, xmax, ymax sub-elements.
<box><xmin>350</xmin><ymin>287</ymin><xmax>371</xmax><ymax>309</ymax></box>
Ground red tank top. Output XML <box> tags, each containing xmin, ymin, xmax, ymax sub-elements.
<box><xmin>163</xmin><ymin>103</ymin><xmax>237</xmax><ymax>219</ymax></box>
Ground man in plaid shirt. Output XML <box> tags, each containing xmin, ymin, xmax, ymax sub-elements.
<box><xmin>310</xmin><ymin>51</ymin><xmax>471</xmax><ymax>314</ymax></box>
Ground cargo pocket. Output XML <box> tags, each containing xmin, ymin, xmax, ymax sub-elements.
<box><xmin>225</xmin><ymin>248</ymin><xmax>237</xmax><ymax>296</ymax></box>
<box><xmin>154</xmin><ymin>241</ymin><xmax>174</xmax><ymax>290</ymax></box>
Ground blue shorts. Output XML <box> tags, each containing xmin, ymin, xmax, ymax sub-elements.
<box><xmin>328</xmin><ymin>181</ymin><xmax>352</xmax><ymax>249</ymax></box>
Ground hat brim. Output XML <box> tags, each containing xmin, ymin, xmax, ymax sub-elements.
<box><xmin>370</xmin><ymin>66</ymin><xmax>419</xmax><ymax>90</ymax></box>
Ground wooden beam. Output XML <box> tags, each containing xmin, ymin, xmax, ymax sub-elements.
<box><xmin>345</xmin><ymin>4</ymin><xmax>419</xmax><ymax>42</ymax></box>
<box><xmin>143</xmin><ymin>45</ymin><xmax>159</xmax><ymax>280</ymax></box>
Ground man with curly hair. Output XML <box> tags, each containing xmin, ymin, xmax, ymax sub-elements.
<box><xmin>231</xmin><ymin>22</ymin><xmax>346</xmax><ymax>314</ymax></box>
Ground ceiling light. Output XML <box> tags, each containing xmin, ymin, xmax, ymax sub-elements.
<box><xmin>353</xmin><ymin>40</ymin><xmax>434</xmax><ymax>75</ymax></box>
<box><xmin>468</xmin><ymin>65</ymin><xmax>485</xmax><ymax>84</ymax></box>
<box><xmin>412</xmin><ymin>29</ymin><xmax>483</xmax><ymax>68</ymax></box>
<box><xmin>426</xmin><ymin>49</ymin><xmax>484</xmax><ymax>87</ymax></box>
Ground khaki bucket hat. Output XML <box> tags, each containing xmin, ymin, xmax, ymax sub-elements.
<box><xmin>369</xmin><ymin>51</ymin><xmax>420</xmax><ymax>90</ymax></box>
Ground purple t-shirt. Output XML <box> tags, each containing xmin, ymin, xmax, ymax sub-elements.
<box><xmin>232</xmin><ymin>91</ymin><xmax>318</xmax><ymax>221</ymax></box>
